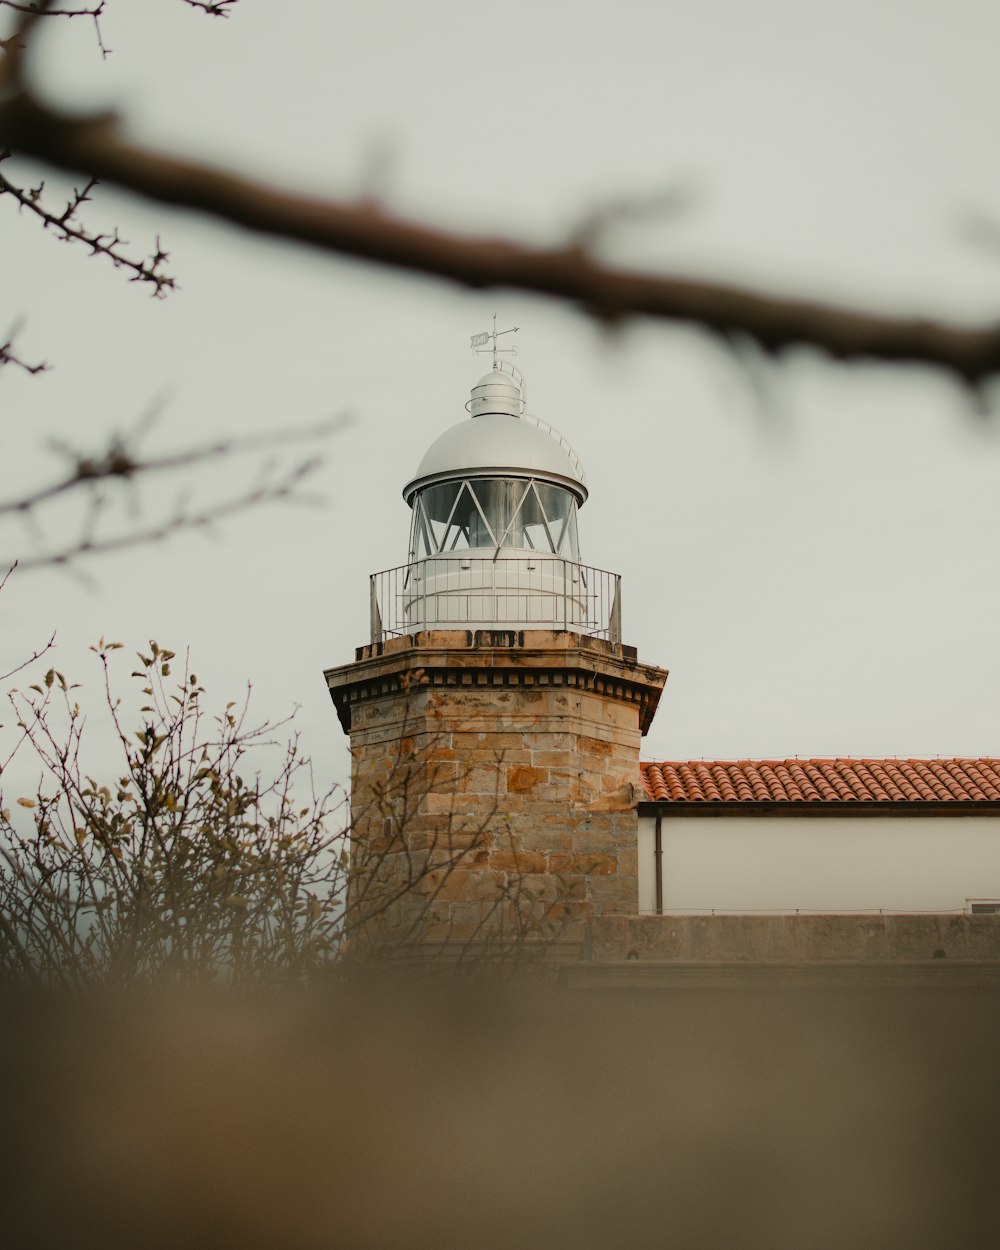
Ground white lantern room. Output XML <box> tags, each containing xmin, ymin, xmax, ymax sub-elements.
<box><xmin>368</xmin><ymin>364</ymin><xmax>621</xmax><ymax>643</ymax></box>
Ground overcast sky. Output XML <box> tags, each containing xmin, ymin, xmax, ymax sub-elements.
<box><xmin>2</xmin><ymin>0</ymin><xmax>1000</xmax><ymax>795</ymax></box>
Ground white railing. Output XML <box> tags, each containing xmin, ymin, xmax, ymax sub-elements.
<box><xmin>370</xmin><ymin>557</ymin><xmax>621</xmax><ymax>646</ymax></box>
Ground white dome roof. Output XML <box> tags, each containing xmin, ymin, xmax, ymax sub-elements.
<box><xmin>468</xmin><ymin>369</ymin><xmax>523</xmax><ymax>417</ymax></box>
<box><xmin>403</xmin><ymin>370</ymin><xmax>588</xmax><ymax>505</ymax></box>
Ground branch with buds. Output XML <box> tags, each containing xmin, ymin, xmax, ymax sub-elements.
<box><xmin>0</xmin><ymin>154</ymin><xmax>175</xmax><ymax>294</ymax></box>
<box><xmin>0</xmin><ymin>0</ymin><xmax>108</xmax><ymax>57</ymax></box>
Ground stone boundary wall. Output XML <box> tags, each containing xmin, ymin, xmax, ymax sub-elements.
<box><xmin>588</xmin><ymin>913</ymin><xmax>1000</xmax><ymax>963</ymax></box>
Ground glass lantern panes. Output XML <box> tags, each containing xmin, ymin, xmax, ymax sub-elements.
<box><xmin>410</xmin><ymin>478</ymin><xmax>579</xmax><ymax>561</ymax></box>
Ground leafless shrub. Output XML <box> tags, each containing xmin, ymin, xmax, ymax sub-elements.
<box><xmin>0</xmin><ymin>639</ymin><xmax>350</xmax><ymax>983</ymax></box>
<box><xmin>0</xmin><ymin>635</ymin><xmax>557</xmax><ymax>983</ymax></box>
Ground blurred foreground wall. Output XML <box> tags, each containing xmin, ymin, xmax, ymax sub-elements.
<box><xmin>3</xmin><ymin>974</ymin><xmax>999</xmax><ymax>1250</ymax></box>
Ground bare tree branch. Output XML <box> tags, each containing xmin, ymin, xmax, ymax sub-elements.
<box><xmin>0</xmin><ymin>154</ymin><xmax>175</xmax><ymax>294</ymax></box>
<box><xmin>1</xmin><ymin>90</ymin><xmax>998</xmax><ymax>385</ymax></box>
<box><xmin>0</xmin><ymin>633</ymin><xmax>54</xmax><ymax>681</ymax></box>
<box><xmin>13</xmin><ymin>459</ymin><xmax>319</xmax><ymax>573</ymax></box>
<box><xmin>0</xmin><ymin>0</ymin><xmax>108</xmax><ymax>57</ymax></box>
<box><xmin>0</xmin><ymin>4</ymin><xmax>332</xmax><ymax>578</ymax></box>
<box><xmin>179</xmin><ymin>0</ymin><xmax>238</xmax><ymax>15</ymax></box>
<box><xmin>2</xmin><ymin>1</ymin><xmax>999</xmax><ymax>384</ymax></box>
<box><xmin>0</xmin><ymin>343</ymin><xmax>46</xmax><ymax>373</ymax></box>
<box><xmin>0</xmin><ymin>2</ymin><xmax>103</xmax><ymax>13</ymax></box>
<box><xmin>0</xmin><ymin>323</ymin><xmax>47</xmax><ymax>373</ymax></box>
<box><xmin>0</xmin><ymin>0</ymin><xmax>238</xmax><ymax>61</ymax></box>
<box><xmin>3</xmin><ymin>413</ymin><xmax>344</xmax><ymax>573</ymax></box>
<box><xmin>0</xmin><ymin>414</ymin><xmax>341</xmax><ymax>518</ymax></box>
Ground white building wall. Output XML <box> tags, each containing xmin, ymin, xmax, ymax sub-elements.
<box><xmin>637</xmin><ymin>813</ymin><xmax>1000</xmax><ymax>914</ymax></box>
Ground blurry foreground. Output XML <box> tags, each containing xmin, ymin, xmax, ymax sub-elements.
<box><xmin>3</xmin><ymin>974</ymin><xmax>999</xmax><ymax>1249</ymax></box>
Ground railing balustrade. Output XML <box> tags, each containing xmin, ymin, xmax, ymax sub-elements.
<box><xmin>369</xmin><ymin>557</ymin><xmax>622</xmax><ymax>647</ymax></box>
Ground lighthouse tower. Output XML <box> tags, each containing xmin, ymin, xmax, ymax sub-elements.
<box><xmin>325</xmin><ymin>358</ymin><xmax>667</xmax><ymax>958</ymax></box>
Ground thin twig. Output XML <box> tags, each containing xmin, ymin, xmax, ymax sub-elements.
<box><xmin>0</xmin><ymin>633</ymin><xmax>57</xmax><ymax>682</ymax></box>
<box><xmin>0</xmin><ymin>335</ymin><xmax>48</xmax><ymax>374</ymax></box>
<box><xmin>179</xmin><ymin>0</ymin><xmax>239</xmax><ymax>15</ymax></box>
<box><xmin>0</xmin><ymin>1</ymin><xmax>108</xmax><ymax>58</ymax></box>
<box><xmin>0</xmin><ymin>2</ymin><xmax>103</xmax><ymax>13</ymax></box>
<box><xmin>0</xmin><ymin>561</ymin><xmax>56</xmax><ymax>684</ymax></box>
<box><xmin>0</xmin><ymin>156</ymin><xmax>174</xmax><ymax>294</ymax></box>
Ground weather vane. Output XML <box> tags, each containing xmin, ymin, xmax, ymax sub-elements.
<box><xmin>470</xmin><ymin>313</ymin><xmax>519</xmax><ymax>369</ymax></box>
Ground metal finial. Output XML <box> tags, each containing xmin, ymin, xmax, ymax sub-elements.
<box><xmin>470</xmin><ymin>313</ymin><xmax>519</xmax><ymax>369</ymax></box>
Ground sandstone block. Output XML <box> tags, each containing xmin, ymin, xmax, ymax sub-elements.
<box><xmin>548</xmin><ymin>852</ymin><xmax>618</xmax><ymax>877</ymax></box>
<box><xmin>429</xmin><ymin>870</ymin><xmax>473</xmax><ymax>903</ymax></box>
<box><xmin>523</xmin><ymin>732</ymin><xmax>576</xmax><ymax>751</ymax></box>
<box><xmin>506</xmin><ymin>765</ymin><xmax>548</xmax><ymax>795</ymax></box>
<box><xmin>489</xmin><ymin>849</ymin><xmax>549</xmax><ymax>875</ymax></box>
<box><xmin>424</xmin><ymin>793</ymin><xmax>483</xmax><ymax>821</ymax></box>
<box><xmin>580</xmin><ymin>737</ymin><xmax>614</xmax><ymax>758</ymax></box>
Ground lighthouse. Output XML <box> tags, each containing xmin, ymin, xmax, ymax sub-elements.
<box><xmin>325</xmin><ymin>353</ymin><xmax>667</xmax><ymax>959</ymax></box>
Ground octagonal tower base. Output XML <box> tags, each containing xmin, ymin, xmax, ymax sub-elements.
<box><xmin>325</xmin><ymin>629</ymin><xmax>667</xmax><ymax>962</ymax></box>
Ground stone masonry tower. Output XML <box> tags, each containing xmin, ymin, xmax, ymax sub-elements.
<box><xmin>325</xmin><ymin>354</ymin><xmax>667</xmax><ymax>959</ymax></box>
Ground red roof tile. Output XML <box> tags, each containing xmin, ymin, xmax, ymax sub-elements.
<box><xmin>639</xmin><ymin>759</ymin><xmax>1000</xmax><ymax>804</ymax></box>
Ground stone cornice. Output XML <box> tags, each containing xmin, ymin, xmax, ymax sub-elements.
<box><xmin>325</xmin><ymin>629</ymin><xmax>668</xmax><ymax>735</ymax></box>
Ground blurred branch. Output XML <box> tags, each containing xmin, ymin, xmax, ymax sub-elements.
<box><xmin>13</xmin><ymin>467</ymin><xmax>311</xmax><ymax>573</ymax></box>
<box><xmin>960</xmin><ymin>209</ymin><xmax>1000</xmax><ymax>258</ymax></box>
<box><xmin>0</xmin><ymin>322</ymin><xmax>47</xmax><ymax>373</ymax></box>
<box><xmin>4</xmin><ymin>412</ymin><xmax>345</xmax><ymax>573</ymax></box>
<box><xmin>179</xmin><ymin>0</ymin><xmax>239</xmax><ymax>14</ymax></box>
<box><xmin>2</xmin><ymin>96</ymin><xmax>999</xmax><ymax>385</ymax></box>
<box><xmin>0</xmin><ymin>415</ymin><xmax>339</xmax><ymax>517</ymax></box>
<box><xmin>2</xmin><ymin>4</ymin><xmax>1000</xmax><ymax>384</ymax></box>
<box><xmin>570</xmin><ymin>182</ymin><xmax>701</xmax><ymax>251</ymax></box>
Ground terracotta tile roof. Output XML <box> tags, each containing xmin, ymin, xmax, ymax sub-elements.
<box><xmin>639</xmin><ymin>759</ymin><xmax>1000</xmax><ymax>804</ymax></box>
